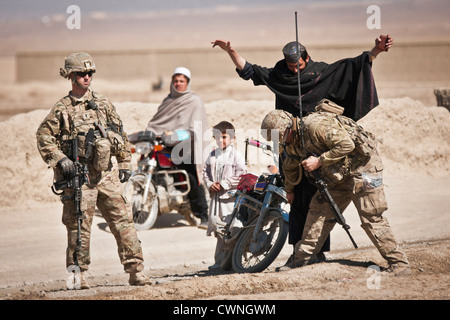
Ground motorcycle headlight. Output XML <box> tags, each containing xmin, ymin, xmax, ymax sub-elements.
<box><xmin>135</xmin><ymin>142</ymin><xmax>152</xmax><ymax>154</ymax></box>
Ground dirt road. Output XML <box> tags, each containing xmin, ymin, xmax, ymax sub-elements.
<box><xmin>1</xmin><ymin>173</ymin><xmax>448</xmax><ymax>302</ymax></box>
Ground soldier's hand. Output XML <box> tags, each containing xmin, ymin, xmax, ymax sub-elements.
<box><xmin>301</xmin><ymin>156</ymin><xmax>321</xmax><ymax>172</ymax></box>
<box><xmin>119</xmin><ymin>169</ymin><xmax>131</xmax><ymax>183</ymax></box>
<box><xmin>58</xmin><ymin>157</ymin><xmax>76</xmax><ymax>178</ymax></box>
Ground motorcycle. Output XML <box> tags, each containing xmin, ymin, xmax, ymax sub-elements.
<box><xmin>212</xmin><ymin>139</ymin><xmax>289</xmax><ymax>273</ymax></box>
<box><xmin>122</xmin><ymin>130</ymin><xmax>197</xmax><ymax>230</ymax></box>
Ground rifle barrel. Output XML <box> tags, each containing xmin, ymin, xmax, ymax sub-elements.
<box><xmin>310</xmin><ymin>171</ymin><xmax>358</xmax><ymax>249</ymax></box>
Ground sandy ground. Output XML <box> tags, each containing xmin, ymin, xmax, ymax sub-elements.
<box><xmin>0</xmin><ymin>174</ymin><xmax>449</xmax><ymax>302</ymax></box>
<box><xmin>0</xmin><ymin>95</ymin><xmax>449</xmax><ymax>302</ymax></box>
<box><xmin>1</xmin><ymin>2</ymin><xmax>450</xmax><ymax>304</ymax></box>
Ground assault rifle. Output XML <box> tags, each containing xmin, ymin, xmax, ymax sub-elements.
<box><xmin>309</xmin><ymin>170</ymin><xmax>358</xmax><ymax>249</ymax></box>
<box><xmin>52</xmin><ymin>129</ymin><xmax>94</xmax><ymax>266</ymax></box>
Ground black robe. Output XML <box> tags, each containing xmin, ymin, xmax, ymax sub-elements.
<box><xmin>238</xmin><ymin>51</ymin><xmax>379</xmax><ymax>249</ymax></box>
<box><xmin>238</xmin><ymin>51</ymin><xmax>378</xmax><ymax>121</ymax></box>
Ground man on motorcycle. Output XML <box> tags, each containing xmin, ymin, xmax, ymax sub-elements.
<box><xmin>36</xmin><ymin>52</ymin><xmax>151</xmax><ymax>288</ymax></box>
<box><xmin>140</xmin><ymin>67</ymin><xmax>210</xmax><ymax>227</ymax></box>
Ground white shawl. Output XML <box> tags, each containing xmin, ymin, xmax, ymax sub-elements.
<box><xmin>145</xmin><ymin>83</ymin><xmax>209</xmax><ymax>174</ymax></box>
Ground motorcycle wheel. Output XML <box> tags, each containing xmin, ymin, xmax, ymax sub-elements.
<box><xmin>125</xmin><ymin>174</ymin><xmax>159</xmax><ymax>231</ymax></box>
<box><xmin>231</xmin><ymin>210</ymin><xmax>288</xmax><ymax>273</ymax></box>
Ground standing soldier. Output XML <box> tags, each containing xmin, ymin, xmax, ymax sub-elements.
<box><xmin>36</xmin><ymin>52</ymin><xmax>151</xmax><ymax>289</ymax></box>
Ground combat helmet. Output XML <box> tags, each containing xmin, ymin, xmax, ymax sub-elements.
<box><xmin>60</xmin><ymin>52</ymin><xmax>96</xmax><ymax>79</ymax></box>
<box><xmin>261</xmin><ymin>109</ymin><xmax>293</xmax><ymax>142</ymax></box>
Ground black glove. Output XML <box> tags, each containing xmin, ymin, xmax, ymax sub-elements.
<box><xmin>119</xmin><ymin>169</ymin><xmax>131</xmax><ymax>183</ymax></box>
<box><xmin>58</xmin><ymin>157</ymin><xmax>76</xmax><ymax>178</ymax></box>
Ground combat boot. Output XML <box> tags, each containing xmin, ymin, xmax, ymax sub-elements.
<box><xmin>129</xmin><ymin>271</ymin><xmax>152</xmax><ymax>286</ymax></box>
<box><xmin>382</xmin><ymin>263</ymin><xmax>412</xmax><ymax>277</ymax></box>
<box><xmin>276</xmin><ymin>255</ymin><xmax>306</xmax><ymax>271</ymax></box>
<box><xmin>67</xmin><ymin>270</ymin><xmax>90</xmax><ymax>290</ymax></box>
<box><xmin>80</xmin><ymin>271</ymin><xmax>90</xmax><ymax>289</ymax></box>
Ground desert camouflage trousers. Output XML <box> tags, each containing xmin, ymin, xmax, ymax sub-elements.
<box><xmin>294</xmin><ymin>152</ymin><xmax>409</xmax><ymax>267</ymax></box>
<box><xmin>61</xmin><ymin>169</ymin><xmax>144</xmax><ymax>273</ymax></box>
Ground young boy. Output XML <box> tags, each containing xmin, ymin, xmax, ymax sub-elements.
<box><xmin>202</xmin><ymin>121</ymin><xmax>246</xmax><ymax>270</ymax></box>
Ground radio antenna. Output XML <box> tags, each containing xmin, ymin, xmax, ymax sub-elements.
<box><xmin>295</xmin><ymin>11</ymin><xmax>306</xmax><ymax>149</ymax></box>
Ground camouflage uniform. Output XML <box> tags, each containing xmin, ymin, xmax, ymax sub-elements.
<box><xmin>36</xmin><ymin>88</ymin><xmax>145</xmax><ymax>274</ymax></box>
<box><xmin>265</xmin><ymin>109</ymin><xmax>409</xmax><ymax>272</ymax></box>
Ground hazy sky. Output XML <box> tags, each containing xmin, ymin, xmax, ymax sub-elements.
<box><xmin>1</xmin><ymin>0</ymin><xmax>448</xmax><ymax>56</ymax></box>
<box><xmin>1</xmin><ymin>0</ymin><xmax>307</xmax><ymax>19</ymax></box>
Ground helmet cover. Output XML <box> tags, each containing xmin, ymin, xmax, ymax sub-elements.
<box><xmin>261</xmin><ymin>109</ymin><xmax>293</xmax><ymax>142</ymax></box>
<box><xmin>60</xmin><ymin>52</ymin><xmax>96</xmax><ymax>78</ymax></box>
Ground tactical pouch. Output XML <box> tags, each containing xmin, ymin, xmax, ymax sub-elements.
<box><xmin>319</xmin><ymin>158</ymin><xmax>350</xmax><ymax>185</ymax></box>
<box><xmin>353</xmin><ymin>130</ymin><xmax>378</xmax><ymax>157</ymax></box>
<box><xmin>76</xmin><ymin>134</ymin><xmax>87</xmax><ymax>158</ymax></box>
<box><xmin>315</xmin><ymin>99</ymin><xmax>344</xmax><ymax>115</ymax></box>
<box><xmin>107</xmin><ymin>131</ymin><xmax>124</xmax><ymax>156</ymax></box>
<box><xmin>335</xmin><ymin>115</ymin><xmax>378</xmax><ymax>157</ymax></box>
<box><xmin>93</xmin><ymin>138</ymin><xmax>111</xmax><ymax>171</ymax></box>
<box><xmin>76</xmin><ymin>129</ymin><xmax>95</xmax><ymax>160</ymax></box>
<box><xmin>282</xmin><ymin>156</ymin><xmax>303</xmax><ymax>190</ymax></box>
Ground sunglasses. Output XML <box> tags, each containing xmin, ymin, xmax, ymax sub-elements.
<box><xmin>77</xmin><ymin>71</ymin><xmax>93</xmax><ymax>77</ymax></box>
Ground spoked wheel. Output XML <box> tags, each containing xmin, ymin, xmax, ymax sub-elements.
<box><xmin>232</xmin><ymin>210</ymin><xmax>288</xmax><ymax>273</ymax></box>
<box><xmin>124</xmin><ymin>174</ymin><xmax>159</xmax><ymax>230</ymax></box>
